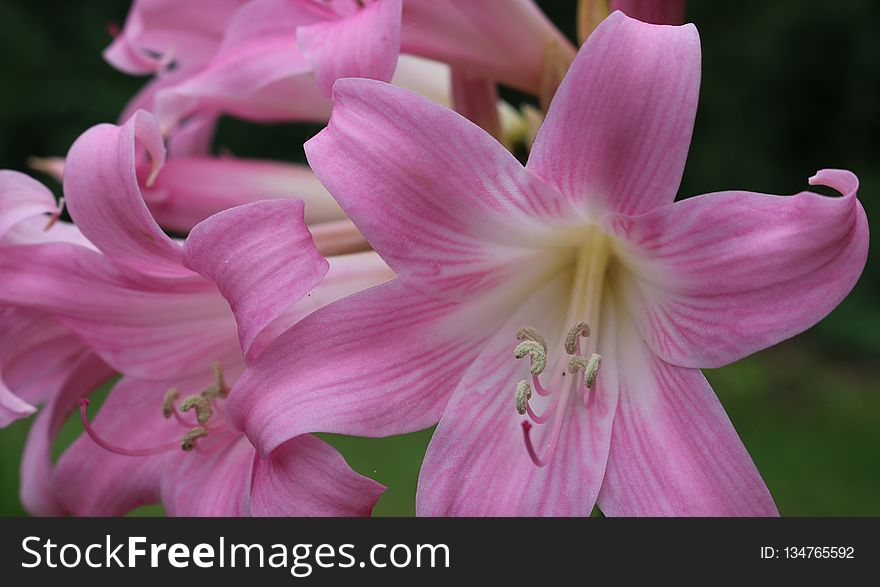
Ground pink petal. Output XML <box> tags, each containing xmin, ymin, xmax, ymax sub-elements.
<box><xmin>20</xmin><ymin>353</ymin><xmax>114</xmax><ymax>515</ymax></box>
<box><xmin>228</xmin><ymin>279</ymin><xmax>480</xmax><ymax>455</ymax></box>
<box><xmin>64</xmin><ymin>110</ymin><xmax>192</xmax><ymax>278</ymax></box>
<box><xmin>610</xmin><ymin>0</ymin><xmax>687</xmax><ymax>25</ymax></box>
<box><xmin>0</xmin><ymin>309</ymin><xmax>91</xmax><ymax>426</ymax></box>
<box><xmin>297</xmin><ymin>0</ymin><xmax>402</xmax><ymax>96</ymax></box>
<box><xmin>597</xmin><ymin>321</ymin><xmax>777</xmax><ymax>516</ymax></box>
<box><xmin>609</xmin><ymin>169</ymin><xmax>869</xmax><ymax>368</ymax></box>
<box><xmin>143</xmin><ymin>156</ymin><xmax>343</xmax><ymax>233</ymax></box>
<box><xmin>401</xmin><ymin>0</ymin><xmax>575</xmax><ymax>94</ymax></box>
<box><xmin>527</xmin><ymin>11</ymin><xmax>701</xmax><ymax>216</ymax></box>
<box><xmin>161</xmin><ymin>434</ymin><xmax>255</xmax><ymax>516</ymax></box>
<box><xmin>182</xmin><ymin>200</ymin><xmax>329</xmax><ymax>361</ymax></box>
<box><xmin>104</xmin><ymin>0</ymin><xmax>245</xmax><ymax>75</ymax></box>
<box><xmin>417</xmin><ymin>281</ymin><xmax>620</xmax><ymax>516</ymax></box>
<box><xmin>251</xmin><ymin>435</ymin><xmax>384</xmax><ymax>516</ymax></box>
<box><xmin>305</xmin><ymin>78</ymin><xmax>566</xmax><ymax>298</ymax></box>
<box><xmin>247</xmin><ymin>250</ymin><xmax>395</xmax><ymax>360</ymax></box>
<box><xmin>0</xmin><ymin>171</ymin><xmax>58</xmax><ymax>237</ymax></box>
<box><xmin>0</xmin><ymin>244</ymin><xmax>241</xmax><ymax>380</ymax></box>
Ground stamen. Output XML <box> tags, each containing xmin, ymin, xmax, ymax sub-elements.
<box><xmin>79</xmin><ymin>399</ymin><xmax>179</xmax><ymax>457</ymax></box>
<box><xmin>516</xmin><ymin>326</ymin><xmax>547</xmax><ymax>352</ymax></box>
<box><xmin>181</xmin><ymin>427</ymin><xmax>209</xmax><ymax>451</ymax></box>
<box><xmin>202</xmin><ymin>362</ymin><xmax>229</xmax><ymax>400</ymax></box>
<box><xmin>584</xmin><ymin>353</ymin><xmax>602</xmax><ymax>389</ymax></box>
<box><xmin>180</xmin><ymin>394</ymin><xmax>213</xmax><ymax>425</ymax></box>
<box><xmin>514</xmin><ymin>380</ymin><xmax>532</xmax><ymax>415</ymax></box>
<box><xmin>566</xmin><ymin>353</ymin><xmax>602</xmax><ymax>389</ymax></box>
<box><xmin>514</xmin><ymin>340</ymin><xmax>546</xmax><ymax>375</ymax></box>
<box><xmin>564</xmin><ymin>321</ymin><xmax>590</xmax><ymax>355</ymax></box>
<box><xmin>161</xmin><ymin>388</ymin><xmax>180</xmax><ymax>419</ymax></box>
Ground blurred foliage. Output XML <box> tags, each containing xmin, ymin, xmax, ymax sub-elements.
<box><xmin>0</xmin><ymin>0</ymin><xmax>878</xmax><ymax>516</ymax></box>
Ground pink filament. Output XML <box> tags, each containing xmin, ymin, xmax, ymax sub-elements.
<box><xmin>79</xmin><ymin>398</ymin><xmax>178</xmax><ymax>457</ymax></box>
<box><xmin>521</xmin><ymin>387</ymin><xmax>569</xmax><ymax>467</ymax></box>
<box><xmin>531</xmin><ymin>373</ymin><xmax>551</xmax><ymax>397</ymax></box>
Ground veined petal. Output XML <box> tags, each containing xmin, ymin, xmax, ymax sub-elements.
<box><xmin>228</xmin><ymin>279</ymin><xmax>482</xmax><ymax>455</ymax></box>
<box><xmin>417</xmin><ymin>281</ymin><xmax>620</xmax><ymax>516</ymax></box>
<box><xmin>298</xmin><ymin>0</ymin><xmax>402</xmax><ymax>96</ymax></box>
<box><xmin>401</xmin><ymin>0</ymin><xmax>575</xmax><ymax>94</ymax></box>
<box><xmin>305</xmin><ymin>78</ymin><xmax>567</xmax><ymax>298</ymax></box>
<box><xmin>64</xmin><ymin>110</ymin><xmax>192</xmax><ymax>277</ymax></box>
<box><xmin>143</xmin><ymin>156</ymin><xmax>343</xmax><ymax>233</ymax></box>
<box><xmin>161</xmin><ymin>434</ymin><xmax>255</xmax><ymax>516</ymax></box>
<box><xmin>597</xmin><ymin>320</ymin><xmax>777</xmax><ymax>516</ymax></box>
<box><xmin>247</xmin><ymin>251</ymin><xmax>396</xmax><ymax>360</ymax></box>
<box><xmin>0</xmin><ymin>243</ymin><xmax>241</xmax><ymax>380</ymax></box>
<box><xmin>528</xmin><ymin>11</ymin><xmax>700</xmax><ymax>216</ymax></box>
<box><xmin>182</xmin><ymin>200</ymin><xmax>329</xmax><ymax>361</ymax></box>
<box><xmin>20</xmin><ymin>353</ymin><xmax>114</xmax><ymax>515</ymax></box>
<box><xmin>609</xmin><ymin>169</ymin><xmax>869</xmax><ymax>368</ymax></box>
<box><xmin>251</xmin><ymin>435</ymin><xmax>384</xmax><ymax>516</ymax></box>
<box><xmin>0</xmin><ymin>309</ymin><xmax>91</xmax><ymax>427</ymax></box>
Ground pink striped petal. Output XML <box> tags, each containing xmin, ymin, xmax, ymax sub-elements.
<box><xmin>298</xmin><ymin>0</ymin><xmax>402</xmax><ymax>96</ymax></box>
<box><xmin>64</xmin><ymin>110</ymin><xmax>192</xmax><ymax>277</ymax></box>
<box><xmin>228</xmin><ymin>279</ymin><xmax>481</xmax><ymax>455</ymax></box>
<box><xmin>182</xmin><ymin>200</ymin><xmax>329</xmax><ymax>361</ymax></box>
<box><xmin>417</xmin><ymin>283</ymin><xmax>620</xmax><ymax>516</ymax></box>
<box><xmin>161</xmin><ymin>434</ymin><xmax>255</xmax><ymax>516</ymax></box>
<box><xmin>305</xmin><ymin>78</ymin><xmax>566</xmax><ymax>298</ymax></box>
<box><xmin>251</xmin><ymin>435</ymin><xmax>384</xmax><ymax>516</ymax></box>
<box><xmin>0</xmin><ymin>309</ymin><xmax>92</xmax><ymax>427</ymax></box>
<box><xmin>597</xmin><ymin>321</ymin><xmax>777</xmax><ymax>516</ymax></box>
<box><xmin>528</xmin><ymin>12</ymin><xmax>700</xmax><ymax>216</ymax></box>
<box><xmin>143</xmin><ymin>156</ymin><xmax>343</xmax><ymax>233</ymax></box>
<box><xmin>609</xmin><ymin>169</ymin><xmax>869</xmax><ymax>368</ymax></box>
<box><xmin>0</xmin><ymin>244</ymin><xmax>241</xmax><ymax>380</ymax></box>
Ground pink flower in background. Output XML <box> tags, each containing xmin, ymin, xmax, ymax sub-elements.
<box><xmin>106</xmin><ymin>0</ymin><xmax>573</xmax><ymax>132</ymax></box>
<box><xmin>228</xmin><ymin>12</ymin><xmax>868</xmax><ymax>516</ymax></box>
<box><xmin>0</xmin><ymin>111</ymin><xmax>393</xmax><ymax>516</ymax></box>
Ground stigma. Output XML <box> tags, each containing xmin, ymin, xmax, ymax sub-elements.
<box><xmin>513</xmin><ymin>322</ymin><xmax>602</xmax><ymax>467</ymax></box>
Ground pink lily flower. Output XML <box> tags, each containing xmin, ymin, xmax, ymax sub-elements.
<box><xmin>0</xmin><ymin>111</ymin><xmax>392</xmax><ymax>515</ymax></box>
<box><xmin>229</xmin><ymin>12</ymin><xmax>869</xmax><ymax>516</ymax></box>
<box><xmin>142</xmin><ymin>0</ymin><xmax>572</xmax><ymax>131</ymax></box>
<box><xmin>0</xmin><ymin>171</ymin><xmax>102</xmax><ymax>428</ymax></box>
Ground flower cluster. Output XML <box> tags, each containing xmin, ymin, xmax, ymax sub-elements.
<box><xmin>0</xmin><ymin>0</ymin><xmax>868</xmax><ymax>516</ymax></box>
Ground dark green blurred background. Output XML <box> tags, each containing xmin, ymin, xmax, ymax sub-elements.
<box><xmin>1</xmin><ymin>0</ymin><xmax>878</xmax><ymax>516</ymax></box>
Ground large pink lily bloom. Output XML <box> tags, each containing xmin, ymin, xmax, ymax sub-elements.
<box><xmin>0</xmin><ymin>112</ymin><xmax>392</xmax><ymax>516</ymax></box>
<box><xmin>0</xmin><ymin>172</ymin><xmax>103</xmax><ymax>428</ymax></box>
<box><xmin>229</xmin><ymin>12</ymin><xmax>869</xmax><ymax>516</ymax></box>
